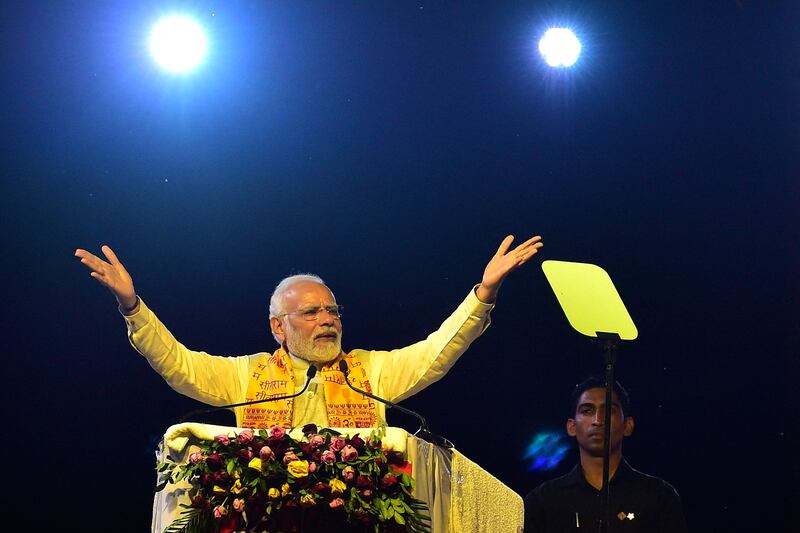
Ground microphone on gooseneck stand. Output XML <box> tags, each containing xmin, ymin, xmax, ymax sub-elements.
<box><xmin>338</xmin><ymin>360</ymin><xmax>453</xmax><ymax>449</ymax></box>
<box><xmin>178</xmin><ymin>365</ymin><xmax>318</xmax><ymax>424</ymax></box>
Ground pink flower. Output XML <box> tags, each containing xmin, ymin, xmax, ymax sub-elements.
<box><xmin>308</xmin><ymin>462</ymin><xmax>317</xmax><ymax>473</ymax></box>
<box><xmin>320</xmin><ymin>450</ymin><xmax>336</xmax><ymax>465</ymax></box>
<box><xmin>342</xmin><ymin>466</ymin><xmax>355</xmax><ymax>482</ymax></box>
<box><xmin>340</xmin><ymin>445</ymin><xmax>358</xmax><ymax>462</ymax></box>
<box><xmin>188</xmin><ymin>451</ymin><xmax>203</xmax><ymax>464</ymax></box>
<box><xmin>237</xmin><ymin>429</ymin><xmax>254</xmax><ymax>445</ymax></box>
<box><xmin>359</xmin><ymin>489</ymin><xmax>373</xmax><ymax>500</ymax></box>
<box><xmin>329</xmin><ymin>436</ymin><xmax>346</xmax><ymax>452</ymax></box>
<box><xmin>309</xmin><ymin>434</ymin><xmax>326</xmax><ymax>448</ymax></box>
<box><xmin>213</xmin><ymin>505</ymin><xmax>229</xmax><ymax>518</ymax></box>
<box><xmin>232</xmin><ymin>498</ymin><xmax>245</xmax><ymax>513</ymax></box>
<box><xmin>329</xmin><ymin>497</ymin><xmax>345</xmax><ymax>510</ymax></box>
<box><xmin>283</xmin><ymin>451</ymin><xmax>299</xmax><ymax>464</ymax></box>
<box><xmin>269</xmin><ymin>425</ymin><xmax>287</xmax><ymax>439</ymax></box>
<box><xmin>259</xmin><ymin>445</ymin><xmax>275</xmax><ymax>461</ymax></box>
<box><xmin>214</xmin><ymin>435</ymin><xmax>230</xmax><ymax>446</ymax></box>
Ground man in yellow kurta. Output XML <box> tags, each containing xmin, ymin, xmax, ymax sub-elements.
<box><xmin>75</xmin><ymin>235</ymin><xmax>543</xmax><ymax>429</ymax></box>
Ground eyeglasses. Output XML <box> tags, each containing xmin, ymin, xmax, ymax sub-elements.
<box><xmin>278</xmin><ymin>305</ymin><xmax>344</xmax><ymax>322</ymax></box>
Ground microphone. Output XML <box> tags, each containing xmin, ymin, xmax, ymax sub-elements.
<box><xmin>179</xmin><ymin>365</ymin><xmax>318</xmax><ymax>424</ymax></box>
<box><xmin>338</xmin><ymin>360</ymin><xmax>453</xmax><ymax>449</ymax></box>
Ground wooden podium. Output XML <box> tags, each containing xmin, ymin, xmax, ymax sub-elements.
<box><xmin>152</xmin><ymin>423</ymin><xmax>523</xmax><ymax>533</ymax></box>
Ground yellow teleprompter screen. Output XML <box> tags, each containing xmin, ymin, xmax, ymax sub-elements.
<box><xmin>541</xmin><ymin>260</ymin><xmax>638</xmax><ymax>341</ymax></box>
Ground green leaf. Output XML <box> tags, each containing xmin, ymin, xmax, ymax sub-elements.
<box><xmin>163</xmin><ymin>507</ymin><xmax>205</xmax><ymax>533</ymax></box>
<box><xmin>394</xmin><ymin>511</ymin><xmax>406</xmax><ymax>525</ymax></box>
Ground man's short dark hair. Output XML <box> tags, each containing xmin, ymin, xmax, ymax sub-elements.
<box><xmin>570</xmin><ymin>375</ymin><xmax>632</xmax><ymax>418</ymax></box>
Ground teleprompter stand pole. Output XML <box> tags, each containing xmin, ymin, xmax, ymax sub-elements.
<box><xmin>595</xmin><ymin>332</ymin><xmax>620</xmax><ymax>533</ymax></box>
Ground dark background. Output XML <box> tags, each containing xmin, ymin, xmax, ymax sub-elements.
<box><xmin>2</xmin><ymin>1</ymin><xmax>797</xmax><ymax>531</ymax></box>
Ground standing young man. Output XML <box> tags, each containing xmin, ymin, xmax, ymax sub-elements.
<box><xmin>524</xmin><ymin>376</ymin><xmax>687</xmax><ymax>532</ymax></box>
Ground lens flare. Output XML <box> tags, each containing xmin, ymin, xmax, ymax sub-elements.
<box><xmin>523</xmin><ymin>431</ymin><xmax>570</xmax><ymax>471</ymax></box>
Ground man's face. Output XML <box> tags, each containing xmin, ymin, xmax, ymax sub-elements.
<box><xmin>270</xmin><ymin>281</ymin><xmax>343</xmax><ymax>364</ymax></box>
<box><xmin>566</xmin><ymin>387</ymin><xmax>634</xmax><ymax>457</ymax></box>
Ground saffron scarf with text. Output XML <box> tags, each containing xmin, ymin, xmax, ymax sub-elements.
<box><xmin>241</xmin><ymin>348</ymin><xmax>378</xmax><ymax>429</ymax></box>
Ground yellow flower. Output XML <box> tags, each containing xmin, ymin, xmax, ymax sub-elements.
<box><xmin>329</xmin><ymin>478</ymin><xmax>346</xmax><ymax>495</ymax></box>
<box><xmin>300</xmin><ymin>493</ymin><xmax>316</xmax><ymax>507</ymax></box>
<box><xmin>231</xmin><ymin>480</ymin><xmax>245</xmax><ymax>495</ymax></box>
<box><xmin>212</xmin><ymin>485</ymin><xmax>227</xmax><ymax>495</ymax></box>
<box><xmin>247</xmin><ymin>457</ymin><xmax>262</xmax><ymax>471</ymax></box>
<box><xmin>287</xmin><ymin>460</ymin><xmax>309</xmax><ymax>478</ymax></box>
<box><xmin>281</xmin><ymin>483</ymin><xmax>291</xmax><ymax>497</ymax></box>
<box><xmin>267</xmin><ymin>487</ymin><xmax>281</xmax><ymax>500</ymax></box>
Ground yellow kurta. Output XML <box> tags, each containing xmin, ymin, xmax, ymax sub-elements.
<box><xmin>123</xmin><ymin>287</ymin><xmax>493</xmax><ymax>428</ymax></box>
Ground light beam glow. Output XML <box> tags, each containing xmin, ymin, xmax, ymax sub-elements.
<box><xmin>149</xmin><ymin>16</ymin><xmax>208</xmax><ymax>73</ymax></box>
<box><xmin>538</xmin><ymin>28</ymin><xmax>581</xmax><ymax>68</ymax></box>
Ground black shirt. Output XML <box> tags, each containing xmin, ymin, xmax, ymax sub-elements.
<box><xmin>524</xmin><ymin>460</ymin><xmax>687</xmax><ymax>533</ymax></box>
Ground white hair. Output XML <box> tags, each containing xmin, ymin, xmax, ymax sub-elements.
<box><xmin>268</xmin><ymin>273</ymin><xmax>331</xmax><ymax>344</ymax></box>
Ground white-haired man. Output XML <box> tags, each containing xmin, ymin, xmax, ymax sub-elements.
<box><xmin>75</xmin><ymin>235</ymin><xmax>543</xmax><ymax>429</ymax></box>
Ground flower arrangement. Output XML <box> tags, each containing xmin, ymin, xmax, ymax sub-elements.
<box><xmin>156</xmin><ymin>424</ymin><xmax>431</xmax><ymax>533</ymax></box>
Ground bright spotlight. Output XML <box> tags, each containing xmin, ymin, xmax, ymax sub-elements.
<box><xmin>149</xmin><ymin>16</ymin><xmax>208</xmax><ymax>73</ymax></box>
<box><xmin>538</xmin><ymin>28</ymin><xmax>581</xmax><ymax>68</ymax></box>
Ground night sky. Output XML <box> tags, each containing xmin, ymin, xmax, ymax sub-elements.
<box><xmin>2</xmin><ymin>2</ymin><xmax>797</xmax><ymax>531</ymax></box>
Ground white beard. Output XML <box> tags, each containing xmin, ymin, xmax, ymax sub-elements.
<box><xmin>284</xmin><ymin>325</ymin><xmax>342</xmax><ymax>363</ymax></box>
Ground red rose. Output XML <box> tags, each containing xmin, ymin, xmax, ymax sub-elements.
<box><xmin>356</xmin><ymin>475</ymin><xmax>373</xmax><ymax>489</ymax></box>
<box><xmin>206</xmin><ymin>453</ymin><xmax>223</xmax><ymax>471</ymax></box>
<box><xmin>267</xmin><ymin>437</ymin><xmax>290</xmax><ymax>456</ymax></box>
<box><xmin>190</xmin><ymin>495</ymin><xmax>210</xmax><ymax>510</ymax></box>
<box><xmin>212</xmin><ymin>471</ymin><xmax>231</xmax><ymax>486</ymax></box>
<box><xmin>300</xmin><ymin>443</ymin><xmax>315</xmax><ymax>457</ymax></box>
<box><xmin>311</xmin><ymin>482</ymin><xmax>329</xmax><ymax>495</ymax></box>
<box><xmin>348</xmin><ymin>435</ymin><xmax>365</xmax><ymax>451</ymax></box>
<box><xmin>199</xmin><ymin>473</ymin><xmax>214</xmax><ymax>490</ymax></box>
<box><xmin>381</xmin><ymin>473</ymin><xmax>398</xmax><ymax>489</ymax></box>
